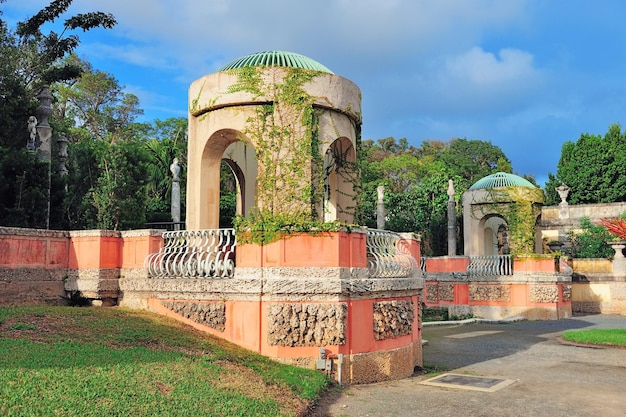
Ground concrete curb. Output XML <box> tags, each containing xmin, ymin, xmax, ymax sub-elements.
<box><xmin>422</xmin><ymin>317</ymin><xmax>525</xmax><ymax>327</ymax></box>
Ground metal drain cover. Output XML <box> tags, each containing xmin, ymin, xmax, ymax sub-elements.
<box><xmin>420</xmin><ymin>373</ymin><xmax>516</xmax><ymax>392</ymax></box>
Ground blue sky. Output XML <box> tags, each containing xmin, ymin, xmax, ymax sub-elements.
<box><xmin>4</xmin><ymin>0</ymin><xmax>626</xmax><ymax>186</ymax></box>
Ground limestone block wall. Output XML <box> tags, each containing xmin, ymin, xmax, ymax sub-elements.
<box><xmin>540</xmin><ymin>201</ymin><xmax>626</xmax><ymax>242</ymax></box>
<box><xmin>570</xmin><ymin>262</ymin><xmax>626</xmax><ymax>315</ymax></box>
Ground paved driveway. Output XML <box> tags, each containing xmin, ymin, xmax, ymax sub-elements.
<box><xmin>312</xmin><ymin>315</ymin><xmax>626</xmax><ymax>417</ymax></box>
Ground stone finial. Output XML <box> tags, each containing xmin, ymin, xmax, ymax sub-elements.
<box><xmin>447</xmin><ymin>179</ymin><xmax>455</xmax><ymax>201</ymax></box>
<box><xmin>556</xmin><ymin>183</ymin><xmax>570</xmax><ymax>205</ymax></box>
<box><xmin>27</xmin><ymin>116</ymin><xmax>37</xmax><ymax>151</ymax></box>
<box><xmin>36</xmin><ymin>86</ymin><xmax>53</xmax><ymax>127</ymax></box>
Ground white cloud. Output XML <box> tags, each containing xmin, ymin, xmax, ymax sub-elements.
<box><xmin>445</xmin><ymin>47</ymin><xmax>537</xmax><ymax>86</ymax></box>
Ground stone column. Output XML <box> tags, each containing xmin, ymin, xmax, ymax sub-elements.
<box><xmin>170</xmin><ymin>158</ymin><xmax>181</xmax><ymax>230</ymax></box>
<box><xmin>376</xmin><ymin>185</ymin><xmax>385</xmax><ymax>230</ymax></box>
<box><xmin>447</xmin><ymin>179</ymin><xmax>457</xmax><ymax>256</ymax></box>
<box><xmin>36</xmin><ymin>86</ymin><xmax>53</xmax><ymax>229</ymax></box>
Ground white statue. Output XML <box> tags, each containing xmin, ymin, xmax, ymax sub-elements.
<box><xmin>27</xmin><ymin>116</ymin><xmax>37</xmax><ymax>150</ymax></box>
<box><xmin>170</xmin><ymin>157</ymin><xmax>180</xmax><ymax>181</ymax></box>
<box><xmin>447</xmin><ymin>179</ymin><xmax>455</xmax><ymax>201</ymax></box>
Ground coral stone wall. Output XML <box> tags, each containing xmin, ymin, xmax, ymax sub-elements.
<box><xmin>423</xmin><ymin>256</ymin><xmax>572</xmax><ymax>320</ymax></box>
<box><xmin>0</xmin><ymin>227</ymin><xmax>69</xmax><ymax>306</ymax></box>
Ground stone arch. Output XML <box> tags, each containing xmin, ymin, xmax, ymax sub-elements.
<box><xmin>222</xmin><ymin>141</ymin><xmax>258</xmax><ymax>220</ymax></box>
<box><xmin>479</xmin><ymin>215</ymin><xmax>508</xmax><ymax>255</ymax></box>
<box><xmin>190</xmin><ymin>128</ymin><xmax>257</xmax><ymax>229</ymax></box>
<box><xmin>323</xmin><ymin>137</ymin><xmax>357</xmax><ymax>223</ymax></box>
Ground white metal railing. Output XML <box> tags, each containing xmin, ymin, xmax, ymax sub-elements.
<box><xmin>144</xmin><ymin>229</ymin><xmax>236</xmax><ymax>278</ymax></box>
<box><xmin>366</xmin><ymin>229</ymin><xmax>418</xmax><ymax>278</ymax></box>
<box><xmin>467</xmin><ymin>255</ymin><xmax>513</xmax><ymax>276</ymax></box>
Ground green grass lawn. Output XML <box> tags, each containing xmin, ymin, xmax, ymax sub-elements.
<box><xmin>562</xmin><ymin>328</ymin><xmax>626</xmax><ymax>347</ymax></box>
<box><xmin>0</xmin><ymin>306</ymin><xmax>330</xmax><ymax>417</ymax></box>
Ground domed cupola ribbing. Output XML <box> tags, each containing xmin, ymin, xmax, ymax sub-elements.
<box><xmin>469</xmin><ymin>172</ymin><xmax>536</xmax><ymax>190</ymax></box>
<box><xmin>219</xmin><ymin>50</ymin><xmax>333</xmax><ymax>73</ymax></box>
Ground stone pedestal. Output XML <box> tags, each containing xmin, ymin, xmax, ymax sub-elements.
<box><xmin>610</xmin><ymin>241</ymin><xmax>626</xmax><ymax>275</ymax></box>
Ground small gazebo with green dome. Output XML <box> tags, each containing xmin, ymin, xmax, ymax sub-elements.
<box><xmin>219</xmin><ymin>50</ymin><xmax>334</xmax><ymax>73</ymax></box>
<box><xmin>463</xmin><ymin>172</ymin><xmax>544</xmax><ymax>256</ymax></box>
<box><xmin>186</xmin><ymin>50</ymin><xmax>362</xmax><ymax>230</ymax></box>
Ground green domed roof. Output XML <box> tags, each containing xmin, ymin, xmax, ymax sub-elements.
<box><xmin>219</xmin><ymin>50</ymin><xmax>333</xmax><ymax>73</ymax></box>
<box><xmin>469</xmin><ymin>172</ymin><xmax>536</xmax><ymax>190</ymax></box>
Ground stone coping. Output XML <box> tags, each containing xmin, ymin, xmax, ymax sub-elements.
<box><xmin>67</xmin><ymin>229</ymin><xmax>165</xmax><ymax>238</ymax></box>
<box><xmin>0</xmin><ymin>226</ymin><xmax>68</xmax><ymax>238</ymax></box>
<box><xmin>572</xmin><ymin>273</ymin><xmax>626</xmax><ymax>282</ymax></box>
<box><xmin>68</xmin><ymin>229</ymin><xmax>121</xmax><ymax>238</ymax></box>
<box><xmin>425</xmin><ymin>272</ymin><xmax>572</xmax><ymax>283</ymax></box>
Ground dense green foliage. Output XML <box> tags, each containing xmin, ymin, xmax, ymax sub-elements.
<box><xmin>567</xmin><ymin>217</ymin><xmax>614</xmax><ymax>259</ymax></box>
<box><xmin>0</xmin><ymin>306</ymin><xmax>329</xmax><ymax>416</ymax></box>
<box><xmin>545</xmin><ymin>124</ymin><xmax>626</xmax><ymax>205</ymax></box>
<box><xmin>358</xmin><ymin>137</ymin><xmax>511</xmax><ymax>255</ymax></box>
<box><xmin>0</xmin><ymin>2</ymin><xmax>190</xmax><ymax>230</ymax></box>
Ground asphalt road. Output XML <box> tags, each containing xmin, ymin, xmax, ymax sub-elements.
<box><xmin>312</xmin><ymin>315</ymin><xmax>626</xmax><ymax>417</ymax></box>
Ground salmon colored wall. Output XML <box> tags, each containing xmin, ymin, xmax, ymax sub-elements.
<box><xmin>398</xmin><ymin>235</ymin><xmax>421</xmax><ymax>263</ymax></box>
<box><xmin>0</xmin><ymin>235</ymin><xmax>69</xmax><ymax>269</ymax></box>
<box><xmin>454</xmin><ymin>283</ymin><xmax>469</xmax><ymax>304</ymax></box>
<box><xmin>69</xmin><ymin>236</ymin><xmax>122</xmax><ymax>269</ymax></box>
<box><xmin>148</xmin><ymin>299</ymin><xmax>262</xmax><ymax>353</ymax></box>
<box><xmin>121</xmin><ymin>235</ymin><xmax>163</xmax><ymax>268</ymax></box>
<box><xmin>425</xmin><ymin>282</ymin><xmax>570</xmax><ymax>309</ymax></box>
<box><xmin>257</xmin><ymin>297</ymin><xmax>420</xmax><ymax>358</ymax></box>
<box><xmin>513</xmin><ymin>257</ymin><xmax>557</xmax><ymax>273</ymax></box>
<box><xmin>426</xmin><ymin>257</ymin><xmax>470</xmax><ymax>273</ymax></box>
<box><xmin>237</xmin><ymin>231</ymin><xmax>367</xmax><ymax>268</ymax></box>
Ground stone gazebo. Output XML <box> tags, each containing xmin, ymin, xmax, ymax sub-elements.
<box><xmin>134</xmin><ymin>51</ymin><xmax>424</xmax><ymax>385</ymax></box>
<box><xmin>186</xmin><ymin>50</ymin><xmax>361</xmax><ymax>229</ymax></box>
<box><xmin>463</xmin><ymin>172</ymin><xmax>544</xmax><ymax>256</ymax></box>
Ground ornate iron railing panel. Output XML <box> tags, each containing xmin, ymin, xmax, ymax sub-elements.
<box><xmin>145</xmin><ymin>229</ymin><xmax>236</xmax><ymax>278</ymax></box>
<box><xmin>366</xmin><ymin>229</ymin><xmax>418</xmax><ymax>278</ymax></box>
<box><xmin>467</xmin><ymin>255</ymin><xmax>513</xmax><ymax>277</ymax></box>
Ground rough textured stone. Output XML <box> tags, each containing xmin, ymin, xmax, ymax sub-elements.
<box><xmin>161</xmin><ymin>301</ymin><xmax>226</xmax><ymax>331</ymax></box>
<box><xmin>267</xmin><ymin>303</ymin><xmax>347</xmax><ymax>346</ymax></box>
<box><xmin>469</xmin><ymin>284</ymin><xmax>510</xmax><ymax>302</ymax></box>
<box><xmin>530</xmin><ymin>285</ymin><xmax>559</xmax><ymax>303</ymax></box>
<box><xmin>439</xmin><ymin>283</ymin><xmax>454</xmax><ymax>301</ymax></box>
<box><xmin>373</xmin><ymin>300</ymin><xmax>414</xmax><ymax>340</ymax></box>
<box><xmin>562</xmin><ymin>284</ymin><xmax>572</xmax><ymax>302</ymax></box>
<box><xmin>425</xmin><ymin>284</ymin><xmax>439</xmax><ymax>303</ymax></box>
<box><xmin>64</xmin><ymin>268</ymin><xmax>119</xmax><ymax>299</ymax></box>
<box><xmin>349</xmin><ymin>342</ymin><xmax>420</xmax><ymax>384</ymax></box>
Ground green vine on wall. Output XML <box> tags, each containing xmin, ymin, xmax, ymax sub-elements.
<box><xmin>470</xmin><ymin>187</ymin><xmax>544</xmax><ymax>255</ymax></box>
<box><xmin>225</xmin><ymin>66</ymin><xmax>353</xmax><ymax>244</ymax></box>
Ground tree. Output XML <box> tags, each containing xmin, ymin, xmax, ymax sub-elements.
<box><xmin>53</xmin><ymin>55</ymin><xmax>144</xmax><ymax>143</ymax></box>
<box><xmin>545</xmin><ymin>124</ymin><xmax>626</xmax><ymax>205</ymax></box>
<box><xmin>439</xmin><ymin>138</ymin><xmax>512</xmax><ymax>185</ymax></box>
<box><xmin>0</xmin><ymin>0</ymin><xmax>115</xmax><ymax>146</ymax></box>
<box><xmin>0</xmin><ymin>0</ymin><xmax>116</xmax><ymax>229</ymax></box>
